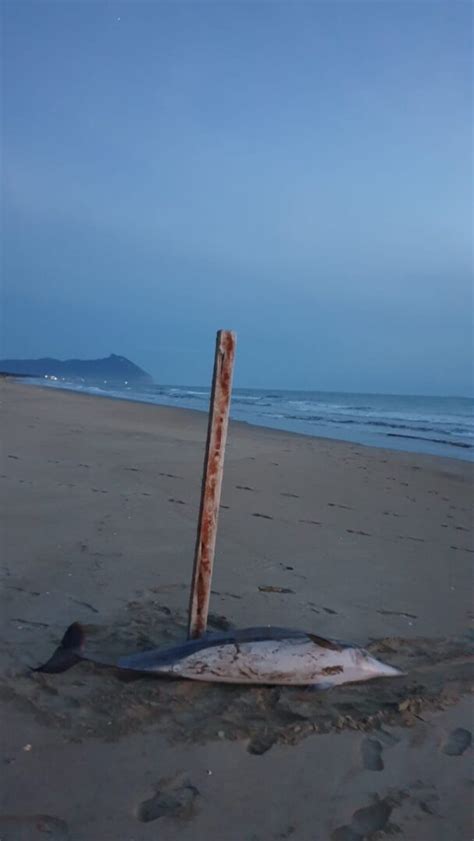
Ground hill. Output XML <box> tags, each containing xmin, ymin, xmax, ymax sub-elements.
<box><xmin>0</xmin><ymin>354</ymin><xmax>153</xmax><ymax>383</ymax></box>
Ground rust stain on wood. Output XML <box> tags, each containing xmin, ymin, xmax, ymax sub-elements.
<box><xmin>188</xmin><ymin>330</ymin><xmax>236</xmax><ymax>639</ymax></box>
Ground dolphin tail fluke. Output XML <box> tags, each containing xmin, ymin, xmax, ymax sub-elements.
<box><xmin>33</xmin><ymin>622</ymin><xmax>85</xmax><ymax>673</ymax></box>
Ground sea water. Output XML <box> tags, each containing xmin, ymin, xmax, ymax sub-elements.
<box><xmin>31</xmin><ymin>379</ymin><xmax>473</xmax><ymax>461</ymax></box>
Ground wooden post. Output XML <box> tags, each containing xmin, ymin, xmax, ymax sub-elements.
<box><xmin>187</xmin><ymin>330</ymin><xmax>236</xmax><ymax>639</ymax></box>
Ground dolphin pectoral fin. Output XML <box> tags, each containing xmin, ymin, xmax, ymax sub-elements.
<box><xmin>307</xmin><ymin>633</ymin><xmax>343</xmax><ymax>652</ymax></box>
<box><xmin>304</xmin><ymin>681</ymin><xmax>333</xmax><ymax>692</ymax></box>
<box><xmin>33</xmin><ymin>622</ymin><xmax>85</xmax><ymax>674</ymax></box>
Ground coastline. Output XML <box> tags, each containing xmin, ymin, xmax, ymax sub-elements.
<box><xmin>1</xmin><ymin>379</ymin><xmax>472</xmax><ymax>840</ymax></box>
<box><xmin>16</xmin><ymin>376</ymin><xmax>474</xmax><ymax>463</ymax></box>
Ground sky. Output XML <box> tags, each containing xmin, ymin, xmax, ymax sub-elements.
<box><xmin>2</xmin><ymin>0</ymin><xmax>472</xmax><ymax>395</ymax></box>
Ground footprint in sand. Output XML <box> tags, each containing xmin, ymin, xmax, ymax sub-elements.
<box><xmin>377</xmin><ymin>609</ymin><xmax>417</xmax><ymax>620</ymax></box>
<box><xmin>208</xmin><ymin>613</ymin><xmax>233</xmax><ymax>631</ymax></box>
<box><xmin>298</xmin><ymin>519</ymin><xmax>321</xmax><ymax>526</ymax></box>
<box><xmin>12</xmin><ymin>617</ymin><xmax>49</xmax><ymax>629</ymax></box>
<box><xmin>68</xmin><ymin>597</ymin><xmax>98</xmax><ymax>614</ymax></box>
<box><xmin>278</xmin><ymin>826</ymin><xmax>296</xmax><ymax>840</ymax></box>
<box><xmin>442</xmin><ymin>728</ymin><xmax>472</xmax><ymax>756</ymax></box>
<box><xmin>137</xmin><ymin>776</ymin><xmax>199</xmax><ymax>823</ymax></box>
<box><xmin>377</xmin><ymin>729</ymin><xmax>400</xmax><ymax>748</ymax></box>
<box><xmin>248</xmin><ymin>732</ymin><xmax>277</xmax><ymax>755</ymax></box>
<box><xmin>236</xmin><ymin>485</ymin><xmax>255</xmax><ymax>491</ymax></box>
<box><xmin>308</xmin><ymin>603</ymin><xmax>337</xmax><ymax>614</ymax></box>
<box><xmin>332</xmin><ymin>798</ymin><xmax>392</xmax><ymax>840</ymax></box>
<box><xmin>331</xmin><ymin>828</ymin><xmax>360</xmax><ymax>841</ymax></box>
<box><xmin>0</xmin><ymin>815</ymin><xmax>69</xmax><ymax>840</ymax></box>
<box><xmin>252</xmin><ymin>513</ymin><xmax>273</xmax><ymax>519</ymax></box>
<box><xmin>281</xmin><ymin>492</ymin><xmax>299</xmax><ymax>498</ymax></box>
<box><xmin>169</xmin><ymin>498</ymin><xmax>186</xmax><ymax>505</ymax></box>
<box><xmin>361</xmin><ymin>737</ymin><xmax>384</xmax><ymax>770</ymax></box>
<box><xmin>346</xmin><ymin>529</ymin><xmax>371</xmax><ymax>537</ymax></box>
<box><xmin>7</xmin><ymin>585</ymin><xmax>40</xmax><ymax>596</ymax></box>
<box><xmin>351</xmin><ymin>800</ymin><xmax>392</xmax><ymax>835</ymax></box>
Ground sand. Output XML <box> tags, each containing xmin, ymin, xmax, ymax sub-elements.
<box><xmin>1</xmin><ymin>380</ymin><xmax>472</xmax><ymax>840</ymax></box>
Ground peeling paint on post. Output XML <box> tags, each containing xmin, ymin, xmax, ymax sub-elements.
<box><xmin>187</xmin><ymin>330</ymin><xmax>237</xmax><ymax>639</ymax></box>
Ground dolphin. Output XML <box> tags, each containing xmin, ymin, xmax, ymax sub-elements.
<box><xmin>34</xmin><ymin>623</ymin><xmax>402</xmax><ymax>688</ymax></box>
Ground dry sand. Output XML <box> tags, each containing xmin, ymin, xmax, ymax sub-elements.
<box><xmin>1</xmin><ymin>380</ymin><xmax>472</xmax><ymax>840</ymax></box>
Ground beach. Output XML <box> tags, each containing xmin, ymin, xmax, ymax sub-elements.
<box><xmin>1</xmin><ymin>379</ymin><xmax>472</xmax><ymax>840</ymax></box>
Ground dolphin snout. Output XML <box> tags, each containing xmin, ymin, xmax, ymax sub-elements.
<box><xmin>368</xmin><ymin>656</ymin><xmax>403</xmax><ymax>677</ymax></box>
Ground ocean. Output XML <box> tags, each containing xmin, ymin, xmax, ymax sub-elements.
<box><xmin>29</xmin><ymin>377</ymin><xmax>473</xmax><ymax>461</ymax></box>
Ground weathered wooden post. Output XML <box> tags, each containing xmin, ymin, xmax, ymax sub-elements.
<box><xmin>187</xmin><ymin>330</ymin><xmax>236</xmax><ymax>639</ymax></box>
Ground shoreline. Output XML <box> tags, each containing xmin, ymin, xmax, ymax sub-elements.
<box><xmin>2</xmin><ymin>377</ymin><xmax>471</xmax><ymax>636</ymax></box>
<box><xmin>14</xmin><ymin>377</ymin><xmax>474</xmax><ymax>465</ymax></box>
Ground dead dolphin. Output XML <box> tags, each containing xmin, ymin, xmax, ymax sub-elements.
<box><xmin>35</xmin><ymin>623</ymin><xmax>402</xmax><ymax>688</ymax></box>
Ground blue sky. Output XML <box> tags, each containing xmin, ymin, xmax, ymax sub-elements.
<box><xmin>2</xmin><ymin>1</ymin><xmax>472</xmax><ymax>394</ymax></box>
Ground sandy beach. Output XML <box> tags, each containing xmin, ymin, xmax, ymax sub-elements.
<box><xmin>1</xmin><ymin>379</ymin><xmax>472</xmax><ymax>840</ymax></box>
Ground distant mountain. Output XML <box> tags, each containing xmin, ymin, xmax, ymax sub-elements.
<box><xmin>0</xmin><ymin>354</ymin><xmax>153</xmax><ymax>384</ymax></box>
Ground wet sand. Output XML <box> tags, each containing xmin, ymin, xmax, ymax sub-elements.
<box><xmin>1</xmin><ymin>380</ymin><xmax>473</xmax><ymax>840</ymax></box>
